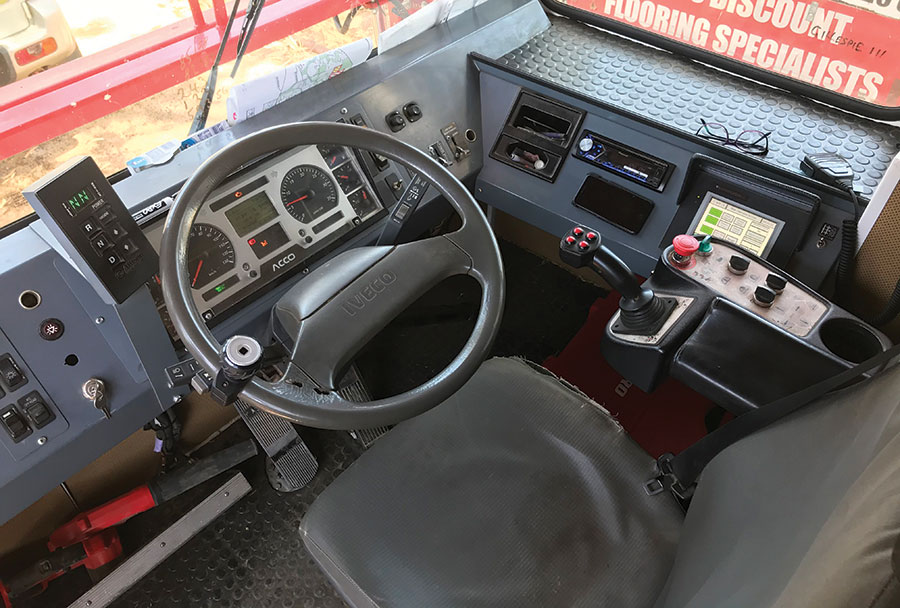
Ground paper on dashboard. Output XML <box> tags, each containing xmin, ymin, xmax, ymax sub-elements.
<box><xmin>378</xmin><ymin>0</ymin><xmax>489</xmax><ymax>53</ymax></box>
<box><xmin>226</xmin><ymin>38</ymin><xmax>373</xmax><ymax>125</ymax></box>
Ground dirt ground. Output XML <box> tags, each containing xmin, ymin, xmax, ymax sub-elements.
<box><xmin>0</xmin><ymin>0</ymin><xmax>381</xmax><ymax>226</ymax></box>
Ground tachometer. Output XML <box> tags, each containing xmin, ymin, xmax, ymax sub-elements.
<box><xmin>280</xmin><ymin>165</ymin><xmax>339</xmax><ymax>224</ymax></box>
<box><xmin>187</xmin><ymin>224</ymin><xmax>236</xmax><ymax>290</ymax></box>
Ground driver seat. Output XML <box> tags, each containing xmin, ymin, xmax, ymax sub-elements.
<box><xmin>301</xmin><ymin>357</ymin><xmax>900</xmax><ymax>607</ymax></box>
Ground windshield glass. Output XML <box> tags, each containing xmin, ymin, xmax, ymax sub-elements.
<box><xmin>0</xmin><ymin>0</ymin><xmax>433</xmax><ymax>229</ymax></box>
<box><xmin>549</xmin><ymin>0</ymin><xmax>898</xmax><ymax>110</ymax></box>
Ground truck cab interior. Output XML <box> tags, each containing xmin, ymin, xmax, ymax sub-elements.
<box><xmin>1</xmin><ymin>0</ymin><xmax>900</xmax><ymax>606</ymax></box>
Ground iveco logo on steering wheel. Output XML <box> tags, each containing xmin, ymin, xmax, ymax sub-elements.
<box><xmin>271</xmin><ymin>252</ymin><xmax>297</xmax><ymax>272</ymax></box>
<box><xmin>341</xmin><ymin>272</ymin><xmax>398</xmax><ymax>316</ymax></box>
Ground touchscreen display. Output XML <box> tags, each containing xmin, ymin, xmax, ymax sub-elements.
<box><xmin>690</xmin><ymin>193</ymin><xmax>784</xmax><ymax>257</ymax></box>
<box><xmin>224</xmin><ymin>191</ymin><xmax>279</xmax><ymax>237</ymax></box>
<box><xmin>574</xmin><ymin>174</ymin><xmax>654</xmax><ymax>234</ymax></box>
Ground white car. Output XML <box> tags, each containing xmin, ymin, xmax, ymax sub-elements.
<box><xmin>0</xmin><ymin>0</ymin><xmax>79</xmax><ymax>85</ymax></box>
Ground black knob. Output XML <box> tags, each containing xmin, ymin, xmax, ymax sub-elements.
<box><xmin>403</xmin><ymin>102</ymin><xmax>422</xmax><ymax>122</ymax></box>
<box><xmin>753</xmin><ymin>286</ymin><xmax>776</xmax><ymax>307</ymax></box>
<box><xmin>728</xmin><ymin>255</ymin><xmax>750</xmax><ymax>275</ymax></box>
<box><xmin>766</xmin><ymin>273</ymin><xmax>787</xmax><ymax>293</ymax></box>
<box><xmin>386</xmin><ymin>112</ymin><xmax>406</xmax><ymax>132</ymax></box>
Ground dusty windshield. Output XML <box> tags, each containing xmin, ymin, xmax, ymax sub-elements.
<box><xmin>0</xmin><ymin>0</ymin><xmax>433</xmax><ymax>228</ymax></box>
<box><xmin>549</xmin><ymin>0</ymin><xmax>898</xmax><ymax>108</ymax></box>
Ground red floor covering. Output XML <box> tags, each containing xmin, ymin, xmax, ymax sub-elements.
<box><xmin>544</xmin><ymin>294</ymin><xmax>719</xmax><ymax>458</ymax></box>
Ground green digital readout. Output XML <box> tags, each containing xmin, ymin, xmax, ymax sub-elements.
<box><xmin>63</xmin><ymin>185</ymin><xmax>97</xmax><ymax>217</ymax></box>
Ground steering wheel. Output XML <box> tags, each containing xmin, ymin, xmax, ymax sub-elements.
<box><xmin>159</xmin><ymin>122</ymin><xmax>505</xmax><ymax>429</ymax></box>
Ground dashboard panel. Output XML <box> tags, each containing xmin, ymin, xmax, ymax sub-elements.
<box><xmin>141</xmin><ymin>144</ymin><xmax>386</xmax><ymax>338</ymax></box>
<box><xmin>3</xmin><ymin>0</ymin><xmax>900</xmax><ymax>531</ymax></box>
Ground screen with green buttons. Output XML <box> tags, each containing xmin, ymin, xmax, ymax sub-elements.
<box><xmin>690</xmin><ymin>192</ymin><xmax>784</xmax><ymax>258</ymax></box>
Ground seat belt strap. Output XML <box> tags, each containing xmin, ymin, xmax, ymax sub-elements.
<box><xmin>650</xmin><ymin>342</ymin><xmax>900</xmax><ymax>499</ymax></box>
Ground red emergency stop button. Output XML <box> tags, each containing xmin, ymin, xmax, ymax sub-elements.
<box><xmin>672</xmin><ymin>235</ymin><xmax>700</xmax><ymax>257</ymax></box>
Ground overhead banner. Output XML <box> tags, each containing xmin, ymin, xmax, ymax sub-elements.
<box><xmin>568</xmin><ymin>0</ymin><xmax>899</xmax><ymax>106</ymax></box>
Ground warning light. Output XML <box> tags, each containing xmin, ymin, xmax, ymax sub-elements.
<box><xmin>215</xmin><ymin>284</ymin><xmax>226</xmax><ymax>293</ymax></box>
<box><xmin>235</xmin><ymin>191</ymin><xmax>243</xmax><ymax>198</ymax></box>
<box><xmin>261</xmin><ymin>240</ymin><xmax>268</xmax><ymax>247</ymax></box>
<box><xmin>248</xmin><ymin>238</ymin><xmax>257</xmax><ymax>245</ymax></box>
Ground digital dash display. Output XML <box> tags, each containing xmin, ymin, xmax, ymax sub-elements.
<box><xmin>62</xmin><ymin>185</ymin><xmax>97</xmax><ymax>217</ymax></box>
<box><xmin>224</xmin><ymin>191</ymin><xmax>278</xmax><ymax>237</ymax></box>
<box><xmin>690</xmin><ymin>193</ymin><xmax>784</xmax><ymax>258</ymax></box>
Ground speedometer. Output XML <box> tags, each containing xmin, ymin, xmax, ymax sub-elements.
<box><xmin>187</xmin><ymin>224</ymin><xmax>236</xmax><ymax>290</ymax></box>
<box><xmin>280</xmin><ymin>165</ymin><xmax>339</xmax><ymax>224</ymax></box>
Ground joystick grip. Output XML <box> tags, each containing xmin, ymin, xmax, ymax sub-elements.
<box><xmin>560</xmin><ymin>225</ymin><xmax>676</xmax><ymax>335</ymax></box>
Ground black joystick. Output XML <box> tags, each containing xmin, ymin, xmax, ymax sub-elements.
<box><xmin>560</xmin><ymin>226</ymin><xmax>676</xmax><ymax>335</ymax></box>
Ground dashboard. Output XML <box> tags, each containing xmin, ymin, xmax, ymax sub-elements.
<box><xmin>0</xmin><ymin>0</ymin><xmax>898</xmax><ymax>528</ymax></box>
<box><xmin>140</xmin><ymin>144</ymin><xmax>386</xmax><ymax>339</ymax></box>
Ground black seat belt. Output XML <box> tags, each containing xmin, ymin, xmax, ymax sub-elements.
<box><xmin>649</xmin><ymin>342</ymin><xmax>900</xmax><ymax>501</ymax></box>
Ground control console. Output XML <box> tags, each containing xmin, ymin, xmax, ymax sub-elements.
<box><xmin>22</xmin><ymin>156</ymin><xmax>159</xmax><ymax>304</ymax></box>
<box><xmin>668</xmin><ymin>235</ymin><xmax>827</xmax><ymax>338</ymax></box>
<box><xmin>562</xmin><ymin>226</ymin><xmax>892</xmax><ymax>414</ymax></box>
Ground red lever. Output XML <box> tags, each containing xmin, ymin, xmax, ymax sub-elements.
<box><xmin>672</xmin><ymin>235</ymin><xmax>700</xmax><ymax>257</ymax></box>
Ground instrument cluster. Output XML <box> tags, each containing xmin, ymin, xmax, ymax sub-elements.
<box><xmin>142</xmin><ymin>144</ymin><xmax>386</xmax><ymax>333</ymax></box>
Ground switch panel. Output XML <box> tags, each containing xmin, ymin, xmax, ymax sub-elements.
<box><xmin>670</xmin><ymin>240</ymin><xmax>829</xmax><ymax>337</ymax></box>
<box><xmin>1</xmin><ymin>407</ymin><xmax>30</xmax><ymax>443</ymax></box>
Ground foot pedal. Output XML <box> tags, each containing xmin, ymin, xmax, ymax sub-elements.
<box><xmin>339</xmin><ymin>364</ymin><xmax>390</xmax><ymax>448</ymax></box>
<box><xmin>234</xmin><ymin>398</ymin><xmax>318</xmax><ymax>492</ymax></box>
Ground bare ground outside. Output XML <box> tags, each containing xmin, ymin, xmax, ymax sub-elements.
<box><xmin>0</xmin><ymin>0</ymin><xmax>381</xmax><ymax>227</ymax></box>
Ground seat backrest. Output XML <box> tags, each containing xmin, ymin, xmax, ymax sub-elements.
<box><xmin>654</xmin><ymin>364</ymin><xmax>900</xmax><ymax>608</ymax></box>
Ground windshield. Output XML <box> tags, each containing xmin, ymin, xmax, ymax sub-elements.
<box><xmin>548</xmin><ymin>0</ymin><xmax>898</xmax><ymax>111</ymax></box>
<box><xmin>0</xmin><ymin>0</ymin><xmax>433</xmax><ymax>229</ymax></box>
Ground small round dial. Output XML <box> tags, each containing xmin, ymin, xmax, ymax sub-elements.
<box><xmin>187</xmin><ymin>224</ymin><xmax>236</xmax><ymax>290</ymax></box>
<box><xmin>280</xmin><ymin>165</ymin><xmax>339</xmax><ymax>224</ymax></box>
<box><xmin>333</xmin><ymin>163</ymin><xmax>363</xmax><ymax>194</ymax></box>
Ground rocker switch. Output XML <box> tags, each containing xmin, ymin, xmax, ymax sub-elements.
<box><xmin>1</xmin><ymin>407</ymin><xmax>31</xmax><ymax>442</ymax></box>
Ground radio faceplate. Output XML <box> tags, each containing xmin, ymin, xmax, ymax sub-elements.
<box><xmin>573</xmin><ymin>130</ymin><xmax>674</xmax><ymax>191</ymax></box>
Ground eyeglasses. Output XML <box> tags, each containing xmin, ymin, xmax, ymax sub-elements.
<box><xmin>696</xmin><ymin>119</ymin><xmax>771</xmax><ymax>156</ymax></box>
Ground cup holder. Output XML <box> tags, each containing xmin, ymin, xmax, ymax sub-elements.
<box><xmin>819</xmin><ymin>318</ymin><xmax>884</xmax><ymax>364</ymax></box>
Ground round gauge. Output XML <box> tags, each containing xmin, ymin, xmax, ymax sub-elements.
<box><xmin>280</xmin><ymin>165</ymin><xmax>339</xmax><ymax>224</ymax></box>
<box><xmin>187</xmin><ymin>224</ymin><xmax>236</xmax><ymax>290</ymax></box>
<box><xmin>333</xmin><ymin>163</ymin><xmax>362</xmax><ymax>194</ymax></box>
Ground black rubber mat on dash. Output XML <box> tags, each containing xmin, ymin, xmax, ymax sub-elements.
<box><xmin>17</xmin><ymin>240</ymin><xmax>601</xmax><ymax>608</ymax></box>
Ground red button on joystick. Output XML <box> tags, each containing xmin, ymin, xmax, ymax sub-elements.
<box><xmin>672</xmin><ymin>235</ymin><xmax>700</xmax><ymax>257</ymax></box>
<box><xmin>586</xmin><ymin>232</ymin><xmax>597</xmax><ymax>242</ymax></box>
<box><xmin>578</xmin><ymin>240</ymin><xmax>589</xmax><ymax>250</ymax></box>
<box><xmin>573</xmin><ymin>227</ymin><xmax>584</xmax><ymax>236</ymax></box>
<box><xmin>565</xmin><ymin>236</ymin><xmax>576</xmax><ymax>245</ymax></box>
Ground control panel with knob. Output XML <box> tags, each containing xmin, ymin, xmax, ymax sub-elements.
<box><xmin>667</xmin><ymin>236</ymin><xmax>828</xmax><ymax>337</ymax></box>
